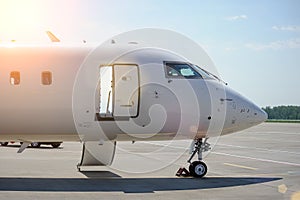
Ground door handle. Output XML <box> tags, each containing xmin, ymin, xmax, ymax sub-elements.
<box><xmin>120</xmin><ymin>101</ymin><xmax>134</xmax><ymax>107</ymax></box>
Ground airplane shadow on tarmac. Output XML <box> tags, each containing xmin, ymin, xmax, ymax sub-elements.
<box><xmin>0</xmin><ymin>171</ymin><xmax>281</xmax><ymax>193</ymax></box>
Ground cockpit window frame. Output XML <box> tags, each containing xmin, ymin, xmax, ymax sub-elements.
<box><xmin>192</xmin><ymin>64</ymin><xmax>215</xmax><ymax>80</ymax></box>
<box><xmin>163</xmin><ymin>61</ymin><xmax>203</xmax><ymax>79</ymax></box>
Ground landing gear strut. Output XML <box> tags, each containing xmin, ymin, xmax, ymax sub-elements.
<box><xmin>176</xmin><ymin>138</ymin><xmax>211</xmax><ymax>178</ymax></box>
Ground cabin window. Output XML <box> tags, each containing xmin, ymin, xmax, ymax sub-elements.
<box><xmin>164</xmin><ymin>62</ymin><xmax>202</xmax><ymax>79</ymax></box>
<box><xmin>10</xmin><ymin>71</ymin><xmax>20</xmax><ymax>85</ymax></box>
<box><xmin>41</xmin><ymin>71</ymin><xmax>52</xmax><ymax>85</ymax></box>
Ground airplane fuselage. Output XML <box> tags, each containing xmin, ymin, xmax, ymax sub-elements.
<box><xmin>0</xmin><ymin>45</ymin><xmax>267</xmax><ymax>143</ymax></box>
<box><xmin>0</xmin><ymin>46</ymin><xmax>88</xmax><ymax>141</ymax></box>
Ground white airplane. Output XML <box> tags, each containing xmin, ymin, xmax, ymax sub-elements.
<box><xmin>0</xmin><ymin>31</ymin><xmax>267</xmax><ymax>178</ymax></box>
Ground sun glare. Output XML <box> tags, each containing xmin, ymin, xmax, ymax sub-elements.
<box><xmin>0</xmin><ymin>0</ymin><xmax>45</xmax><ymax>41</ymax></box>
<box><xmin>0</xmin><ymin>0</ymin><xmax>82</xmax><ymax>43</ymax></box>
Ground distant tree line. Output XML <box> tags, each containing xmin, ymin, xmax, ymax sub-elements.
<box><xmin>262</xmin><ymin>105</ymin><xmax>300</xmax><ymax>119</ymax></box>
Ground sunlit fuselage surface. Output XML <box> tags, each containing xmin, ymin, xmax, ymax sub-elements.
<box><xmin>0</xmin><ymin>45</ymin><xmax>267</xmax><ymax>143</ymax></box>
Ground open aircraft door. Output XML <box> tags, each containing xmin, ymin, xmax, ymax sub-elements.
<box><xmin>98</xmin><ymin>64</ymin><xmax>140</xmax><ymax>120</ymax></box>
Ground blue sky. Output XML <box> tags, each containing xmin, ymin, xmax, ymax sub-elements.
<box><xmin>0</xmin><ymin>0</ymin><xmax>299</xmax><ymax>107</ymax></box>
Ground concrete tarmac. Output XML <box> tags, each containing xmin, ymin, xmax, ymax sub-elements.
<box><xmin>0</xmin><ymin>123</ymin><xmax>299</xmax><ymax>200</ymax></box>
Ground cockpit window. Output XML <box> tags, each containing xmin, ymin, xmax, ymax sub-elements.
<box><xmin>165</xmin><ymin>62</ymin><xmax>202</xmax><ymax>79</ymax></box>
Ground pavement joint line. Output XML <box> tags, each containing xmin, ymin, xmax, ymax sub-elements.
<box><xmin>231</xmin><ymin>135</ymin><xmax>298</xmax><ymax>143</ymax></box>
<box><xmin>217</xmin><ymin>143</ymin><xmax>300</xmax><ymax>155</ymax></box>
<box><xmin>223</xmin><ymin>162</ymin><xmax>258</xmax><ymax>170</ymax></box>
<box><xmin>259</xmin><ymin>131</ymin><xmax>300</xmax><ymax>135</ymax></box>
<box><xmin>213</xmin><ymin>152</ymin><xmax>300</xmax><ymax>167</ymax></box>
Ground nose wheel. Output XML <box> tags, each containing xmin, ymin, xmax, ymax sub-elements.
<box><xmin>189</xmin><ymin>161</ymin><xmax>207</xmax><ymax>178</ymax></box>
<box><xmin>176</xmin><ymin>138</ymin><xmax>210</xmax><ymax>178</ymax></box>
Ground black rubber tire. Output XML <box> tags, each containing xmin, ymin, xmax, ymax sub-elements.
<box><xmin>51</xmin><ymin>143</ymin><xmax>61</xmax><ymax>148</ymax></box>
<box><xmin>189</xmin><ymin>161</ymin><xmax>208</xmax><ymax>178</ymax></box>
<box><xmin>31</xmin><ymin>142</ymin><xmax>41</xmax><ymax>148</ymax></box>
<box><xmin>0</xmin><ymin>142</ymin><xmax>8</xmax><ymax>146</ymax></box>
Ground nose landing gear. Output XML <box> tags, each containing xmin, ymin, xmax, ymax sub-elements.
<box><xmin>176</xmin><ymin>138</ymin><xmax>211</xmax><ymax>178</ymax></box>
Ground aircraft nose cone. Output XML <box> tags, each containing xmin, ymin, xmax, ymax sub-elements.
<box><xmin>224</xmin><ymin>87</ymin><xmax>268</xmax><ymax>132</ymax></box>
<box><xmin>254</xmin><ymin>107</ymin><xmax>268</xmax><ymax>123</ymax></box>
<box><xmin>241</xmin><ymin>100</ymin><xmax>267</xmax><ymax>126</ymax></box>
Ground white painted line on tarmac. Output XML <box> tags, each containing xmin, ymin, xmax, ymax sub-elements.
<box><xmin>213</xmin><ymin>152</ymin><xmax>300</xmax><ymax>167</ymax></box>
<box><xmin>141</xmin><ymin>141</ymin><xmax>188</xmax><ymax>150</ymax></box>
<box><xmin>223</xmin><ymin>163</ymin><xmax>258</xmax><ymax>170</ymax></box>
<box><xmin>142</xmin><ymin>141</ymin><xmax>300</xmax><ymax>167</ymax></box>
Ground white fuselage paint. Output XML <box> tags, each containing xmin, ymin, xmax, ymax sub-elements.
<box><xmin>0</xmin><ymin>45</ymin><xmax>267</xmax><ymax>143</ymax></box>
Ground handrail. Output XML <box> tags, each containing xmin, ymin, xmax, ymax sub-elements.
<box><xmin>106</xmin><ymin>91</ymin><xmax>111</xmax><ymax>114</ymax></box>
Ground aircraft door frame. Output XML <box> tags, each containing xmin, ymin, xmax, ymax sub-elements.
<box><xmin>96</xmin><ymin>63</ymin><xmax>140</xmax><ymax>121</ymax></box>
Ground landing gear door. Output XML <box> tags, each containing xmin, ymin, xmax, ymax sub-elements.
<box><xmin>113</xmin><ymin>64</ymin><xmax>139</xmax><ymax>118</ymax></box>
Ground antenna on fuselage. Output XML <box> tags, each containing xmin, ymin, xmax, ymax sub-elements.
<box><xmin>46</xmin><ymin>31</ymin><xmax>60</xmax><ymax>42</ymax></box>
